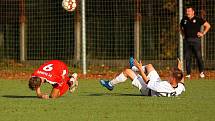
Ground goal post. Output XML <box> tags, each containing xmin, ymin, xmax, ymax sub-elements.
<box><xmin>81</xmin><ymin>0</ymin><xmax>87</xmax><ymax>74</ymax></box>
<box><xmin>179</xmin><ymin>0</ymin><xmax>183</xmax><ymax>71</ymax></box>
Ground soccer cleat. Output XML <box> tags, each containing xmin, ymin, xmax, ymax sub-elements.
<box><xmin>185</xmin><ymin>75</ymin><xmax>191</xmax><ymax>78</ymax></box>
<box><xmin>69</xmin><ymin>73</ymin><xmax>78</xmax><ymax>93</ymax></box>
<box><xmin>100</xmin><ymin>80</ymin><xmax>113</xmax><ymax>91</ymax></box>
<box><xmin>70</xmin><ymin>73</ymin><xmax>78</xmax><ymax>83</ymax></box>
<box><xmin>129</xmin><ymin>57</ymin><xmax>134</xmax><ymax>68</ymax></box>
<box><xmin>199</xmin><ymin>72</ymin><xmax>205</xmax><ymax>78</ymax></box>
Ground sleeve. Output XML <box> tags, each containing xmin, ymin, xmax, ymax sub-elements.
<box><xmin>174</xmin><ymin>83</ymin><xmax>185</xmax><ymax>96</ymax></box>
<box><xmin>59</xmin><ymin>62</ymin><xmax>69</xmax><ymax>76</ymax></box>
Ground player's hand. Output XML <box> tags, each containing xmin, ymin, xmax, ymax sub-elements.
<box><xmin>177</xmin><ymin>58</ymin><xmax>182</xmax><ymax>71</ymax></box>
<box><xmin>41</xmin><ymin>94</ymin><xmax>49</xmax><ymax>99</ymax></box>
<box><xmin>180</xmin><ymin>78</ymin><xmax>185</xmax><ymax>84</ymax></box>
<box><xmin>197</xmin><ymin>32</ymin><xmax>204</xmax><ymax>37</ymax></box>
<box><xmin>134</xmin><ymin>59</ymin><xmax>142</xmax><ymax>70</ymax></box>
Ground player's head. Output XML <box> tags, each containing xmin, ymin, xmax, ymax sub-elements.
<box><xmin>170</xmin><ymin>67</ymin><xmax>183</xmax><ymax>83</ymax></box>
<box><xmin>185</xmin><ymin>6</ymin><xmax>195</xmax><ymax>18</ymax></box>
<box><xmin>28</xmin><ymin>77</ymin><xmax>42</xmax><ymax>90</ymax></box>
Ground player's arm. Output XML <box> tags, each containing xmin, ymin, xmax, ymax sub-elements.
<box><xmin>35</xmin><ymin>87</ymin><xmax>49</xmax><ymax>99</ymax></box>
<box><xmin>177</xmin><ymin>58</ymin><xmax>182</xmax><ymax>71</ymax></box>
<box><xmin>202</xmin><ymin>21</ymin><xmax>211</xmax><ymax>35</ymax></box>
<box><xmin>174</xmin><ymin>83</ymin><xmax>185</xmax><ymax>96</ymax></box>
<box><xmin>177</xmin><ymin>58</ymin><xmax>185</xmax><ymax>84</ymax></box>
<box><xmin>133</xmin><ymin>59</ymin><xmax>149</xmax><ymax>84</ymax></box>
<box><xmin>50</xmin><ymin>88</ymin><xmax>60</xmax><ymax>99</ymax></box>
<box><xmin>197</xmin><ymin>21</ymin><xmax>211</xmax><ymax>37</ymax></box>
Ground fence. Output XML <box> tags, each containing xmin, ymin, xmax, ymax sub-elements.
<box><xmin>0</xmin><ymin>0</ymin><xmax>214</xmax><ymax>74</ymax></box>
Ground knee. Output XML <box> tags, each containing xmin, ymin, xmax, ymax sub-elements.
<box><xmin>147</xmin><ymin>64</ymin><xmax>153</xmax><ymax>68</ymax></box>
<box><xmin>146</xmin><ymin>64</ymin><xmax>154</xmax><ymax>72</ymax></box>
<box><xmin>123</xmin><ymin>68</ymin><xmax>132</xmax><ymax>77</ymax></box>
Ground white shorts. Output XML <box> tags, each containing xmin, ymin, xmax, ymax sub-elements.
<box><xmin>132</xmin><ymin>70</ymin><xmax>161</xmax><ymax>96</ymax></box>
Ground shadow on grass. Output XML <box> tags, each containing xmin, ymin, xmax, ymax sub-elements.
<box><xmin>87</xmin><ymin>93</ymin><xmax>143</xmax><ymax>97</ymax></box>
<box><xmin>2</xmin><ymin>95</ymin><xmax>37</xmax><ymax>99</ymax></box>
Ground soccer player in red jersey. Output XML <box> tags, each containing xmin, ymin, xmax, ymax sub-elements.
<box><xmin>28</xmin><ymin>60</ymin><xmax>78</xmax><ymax>99</ymax></box>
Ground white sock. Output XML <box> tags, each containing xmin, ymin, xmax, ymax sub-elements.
<box><xmin>110</xmin><ymin>72</ymin><xmax>127</xmax><ymax>86</ymax></box>
<box><xmin>131</xmin><ymin>66</ymin><xmax>146</xmax><ymax>72</ymax></box>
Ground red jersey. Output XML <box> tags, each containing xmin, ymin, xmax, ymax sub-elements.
<box><xmin>32</xmin><ymin>60</ymin><xmax>69</xmax><ymax>85</ymax></box>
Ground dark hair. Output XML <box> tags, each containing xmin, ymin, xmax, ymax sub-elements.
<box><xmin>186</xmin><ymin>6</ymin><xmax>195</xmax><ymax>12</ymax></box>
<box><xmin>28</xmin><ymin>77</ymin><xmax>42</xmax><ymax>90</ymax></box>
<box><xmin>172</xmin><ymin>68</ymin><xmax>183</xmax><ymax>83</ymax></box>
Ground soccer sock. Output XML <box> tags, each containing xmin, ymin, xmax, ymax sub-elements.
<box><xmin>110</xmin><ymin>72</ymin><xmax>127</xmax><ymax>86</ymax></box>
<box><xmin>131</xmin><ymin>66</ymin><xmax>146</xmax><ymax>72</ymax></box>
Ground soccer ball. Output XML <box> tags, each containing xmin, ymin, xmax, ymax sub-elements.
<box><xmin>62</xmin><ymin>0</ymin><xmax>77</xmax><ymax>12</ymax></box>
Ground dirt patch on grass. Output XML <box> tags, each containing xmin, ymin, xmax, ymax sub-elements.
<box><xmin>1</xmin><ymin>60</ymin><xmax>214</xmax><ymax>80</ymax></box>
<box><xmin>0</xmin><ymin>69</ymin><xmax>215</xmax><ymax>81</ymax></box>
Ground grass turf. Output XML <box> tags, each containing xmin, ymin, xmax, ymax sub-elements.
<box><xmin>0</xmin><ymin>79</ymin><xmax>215</xmax><ymax>121</ymax></box>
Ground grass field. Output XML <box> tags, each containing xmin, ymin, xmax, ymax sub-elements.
<box><xmin>0</xmin><ymin>79</ymin><xmax>215</xmax><ymax>121</ymax></box>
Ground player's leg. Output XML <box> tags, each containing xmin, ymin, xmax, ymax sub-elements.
<box><xmin>100</xmin><ymin>68</ymin><xmax>137</xmax><ymax>91</ymax></box>
<box><xmin>110</xmin><ymin>69</ymin><xmax>137</xmax><ymax>87</ymax></box>
<box><xmin>131</xmin><ymin>64</ymin><xmax>161</xmax><ymax>96</ymax></box>
<box><xmin>132</xmin><ymin>63</ymin><xmax>156</xmax><ymax>75</ymax></box>
<box><xmin>129</xmin><ymin>57</ymin><xmax>156</xmax><ymax>74</ymax></box>
<box><xmin>68</xmin><ymin>73</ymin><xmax>78</xmax><ymax>93</ymax></box>
<box><xmin>192</xmin><ymin>39</ymin><xmax>205</xmax><ymax>78</ymax></box>
<box><xmin>57</xmin><ymin>82</ymin><xmax>70</xmax><ymax>97</ymax></box>
<box><xmin>131</xmin><ymin>65</ymin><xmax>146</xmax><ymax>72</ymax></box>
<box><xmin>184</xmin><ymin>41</ymin><xmax>192</xmax><ymax>77</ymax></box>
<box><xmin>145</xmin><ymin>64</ymin><xmax>155</xmax><ymax>74</ymax></box>
<box><xmin>129</xmin><ymin>56</ymin><xmax>158</xmax><ymax>80</ymax></box>
<box><xmin>54</xmin><ymin>73</ymin><xmax>78</xmax><ymax>97</ymax></box>
<box><xmin>126</xmin><ymin>63</ymin><xmax>163</xmax><ymax>96</ymax></box>
<box><xmin>129</xmin><ymin>57</ymin><xmax>159</xmax><ymax>81</ymax></box>
<box><xmin>50</xmin><ymin>75</ymin><xmax>77</xmax><ymax>98</ymax></box>
<box><xmin>131</xmin><ymin>75</ymin><xmax>149</xmax><ymax>96</ymax></box>
<box><xmin>129</xmin><ymin>57</ymin><xmax>146</xmax><ymax>72</ymax></box>
<box><xmin>124</xmin><ymin>62</ymin><xmax>154</xmax><ymax>95</ymax></box>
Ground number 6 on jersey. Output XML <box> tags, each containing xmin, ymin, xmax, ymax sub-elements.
<box><xmin>43</xmin><ymin>64</ymin><xmax>53</xmax><ymax>71</ymax></box>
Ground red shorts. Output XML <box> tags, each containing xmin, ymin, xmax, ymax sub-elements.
<box><xmin>54</xmin><ymin>81</ymin><xmax>70</xmax><ymax>96</ymax></box>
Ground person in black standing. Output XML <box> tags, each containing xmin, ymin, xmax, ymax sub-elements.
<box><xmin>180</xmin><ymin>6</ymin><xmax>211</xmax><ymax>78</ymax></box>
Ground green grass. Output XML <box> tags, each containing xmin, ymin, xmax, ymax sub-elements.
<box><xmin>0</xmin><ymin>79</ymin><xmax>215</xmax><ymax>121</ymax></box>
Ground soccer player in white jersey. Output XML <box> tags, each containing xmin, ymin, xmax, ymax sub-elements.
<box><xmin>100</xmin><ymin>58</ymin><xmax>185</xmax><ymax>97</ymax></box>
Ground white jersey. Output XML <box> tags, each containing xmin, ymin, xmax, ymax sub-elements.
<box><xmin>147</xmin><ymin>79</ymin><xmax>185</xmax><ymax>97</ymax></box>
<box><xmin>132</xmin><ymin>70</ymin><xmax>185</xmax><ymax>97</ymax></box>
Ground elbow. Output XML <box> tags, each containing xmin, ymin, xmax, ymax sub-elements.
<box><xmin>207</xmin><ymin>23</ymin><xmax>211</xmax><ymax>29</ymax></box>
<box><xmin>208</xmin><ymin>24</ymin><xmax>211</xmax><ymax>29</ymax></box>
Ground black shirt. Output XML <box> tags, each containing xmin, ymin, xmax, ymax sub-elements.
<box><xmin>180</xmin><ymin>16</ymin><xmax>206</xmax><ymax>38</ymax></box>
